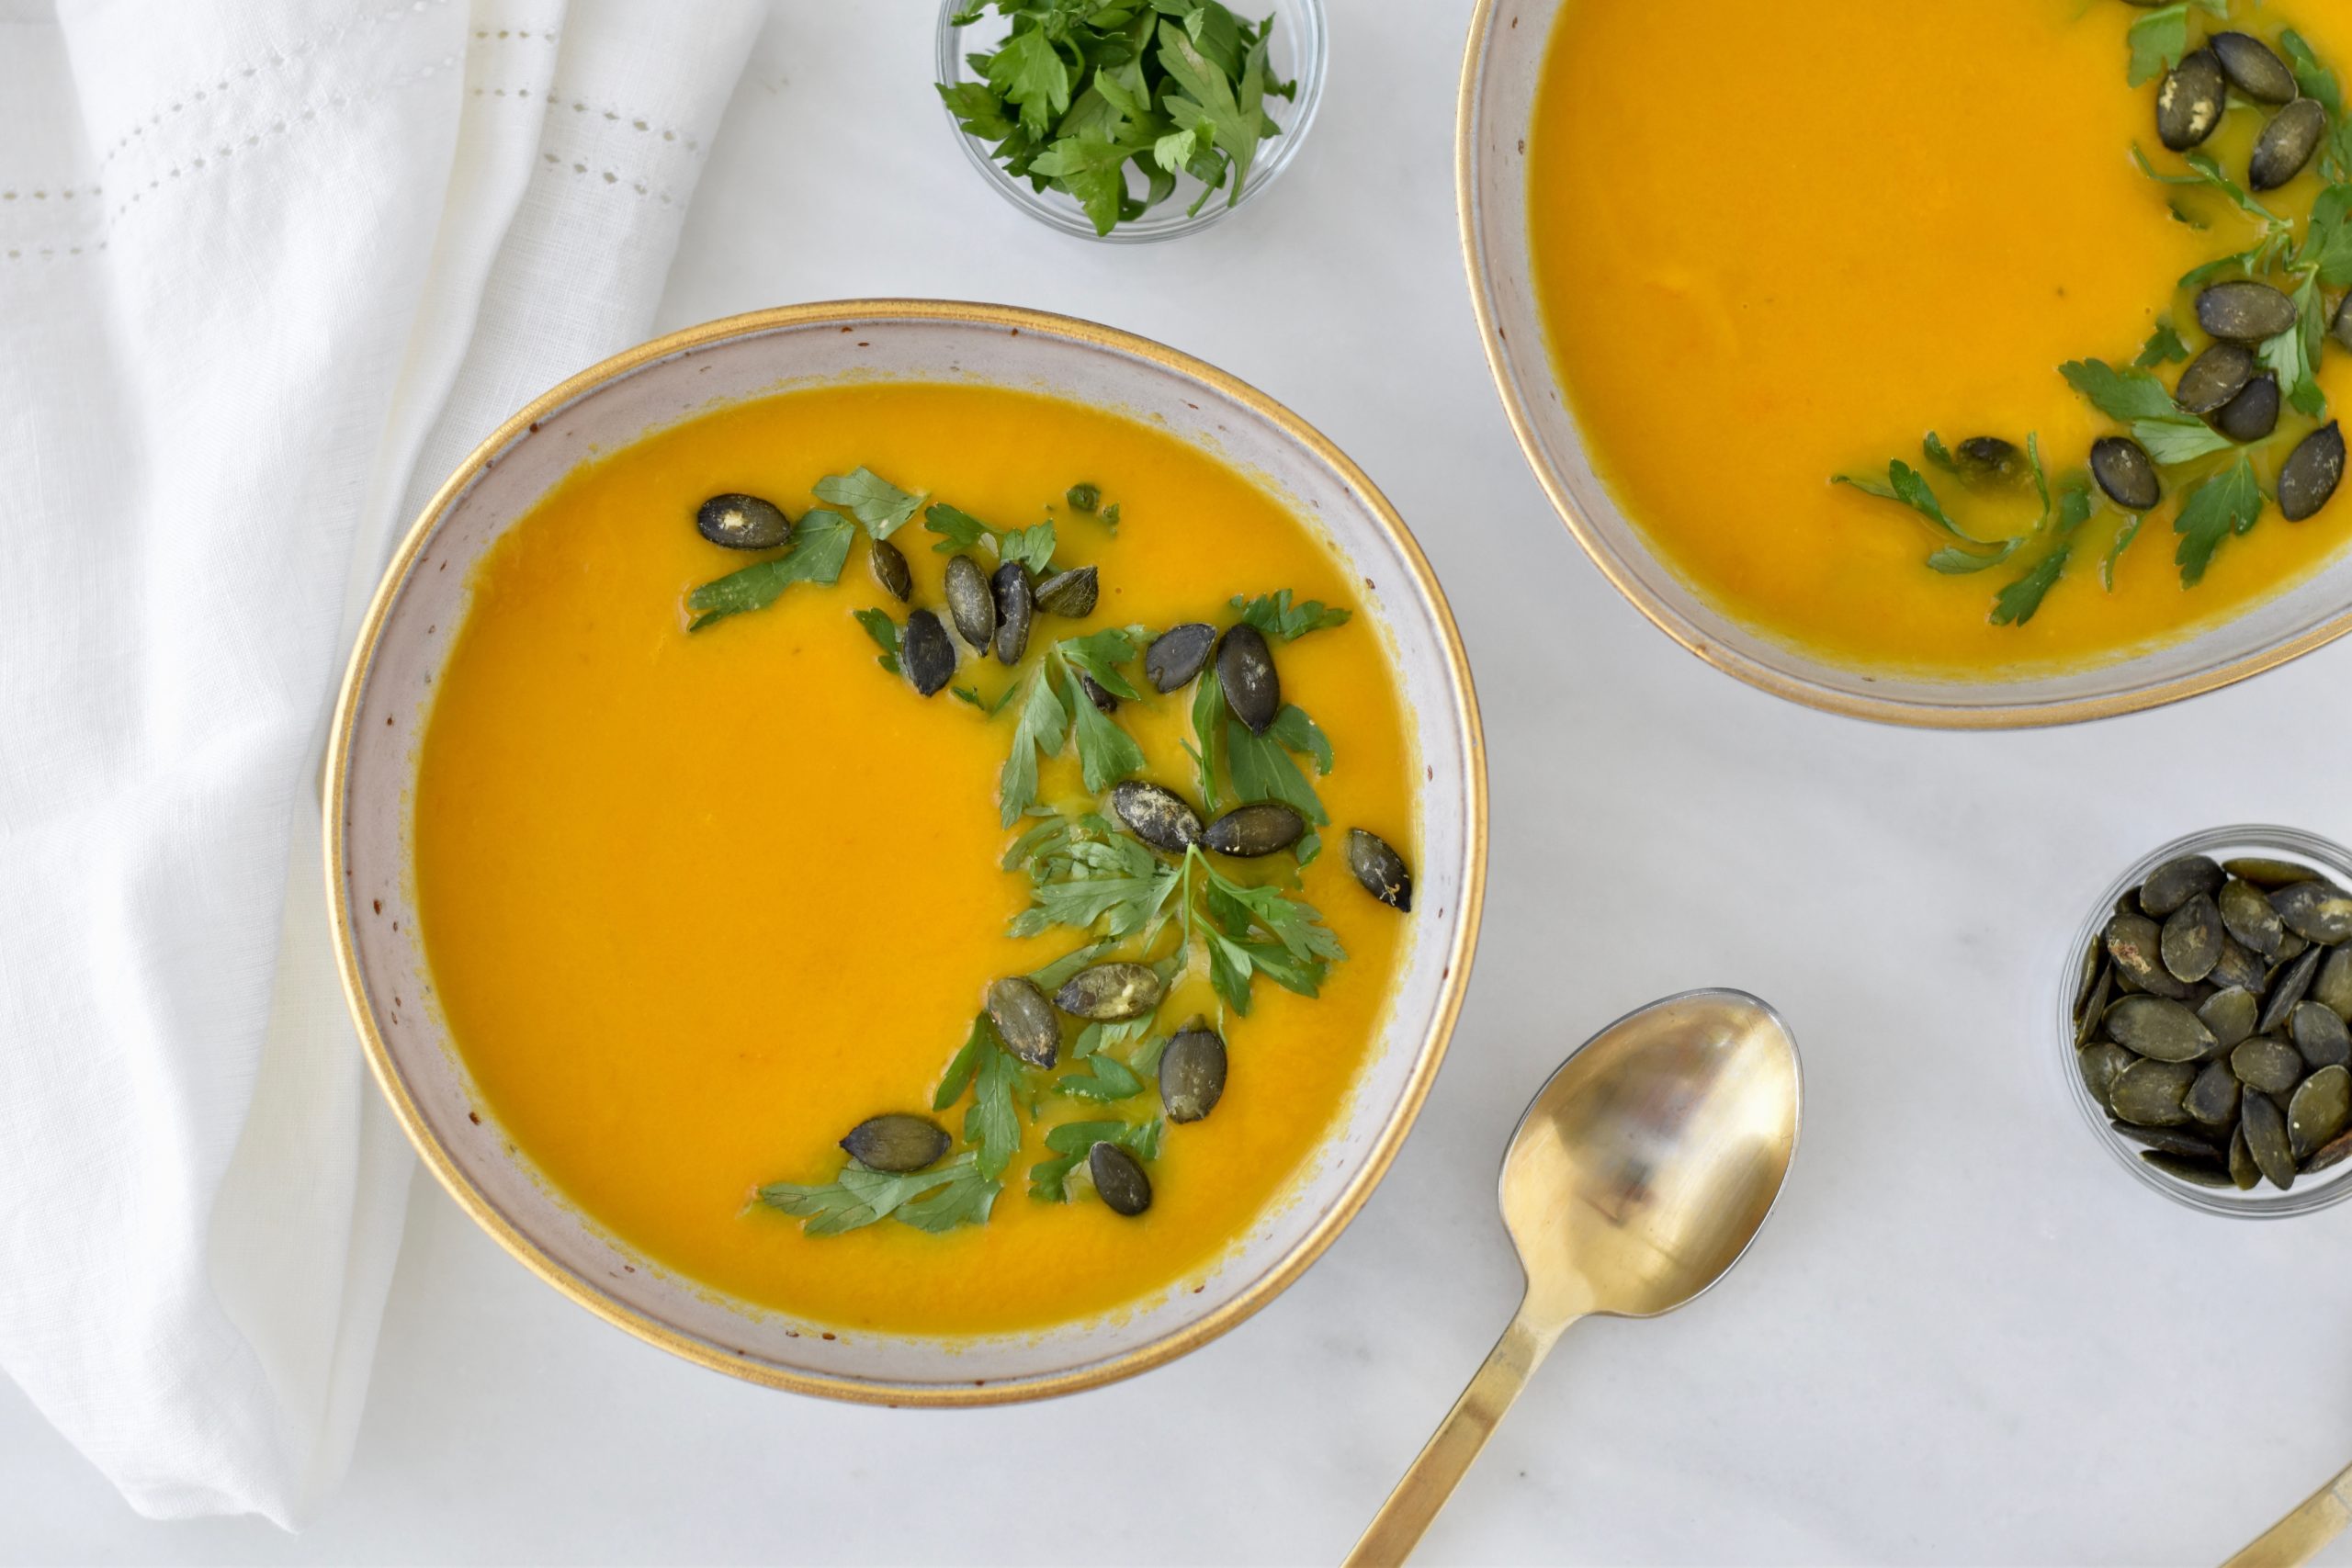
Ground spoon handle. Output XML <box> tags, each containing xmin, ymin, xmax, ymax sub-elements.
<box><xmin>1343</xmin><ymin>1299</ymin><xmax>1568</xmax><ymax>1568</ymax></box>
<box><xmin>2223</xmin><ymin>1461</ymin><xmax>2352</xmax><ymax>1568</ymax></box>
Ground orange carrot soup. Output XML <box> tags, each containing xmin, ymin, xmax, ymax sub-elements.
<box><xmin>411</xmin><ymin>381</ymin><xmax>1419</xmax><ymax>1336</ymax></box>
<box><xmin>1529</xmin><ymin>0</ymin><xmax>2352</xmax><ymax>675</ymax></box>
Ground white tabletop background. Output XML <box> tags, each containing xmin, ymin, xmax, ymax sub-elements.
<box><xmin>10</xmin><ymin>2</ymin><xmax>2352</xmax><ymax>1562</ymax></box>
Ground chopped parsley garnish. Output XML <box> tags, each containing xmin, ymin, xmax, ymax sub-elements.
<box><xmin>941</xmin><ymin>1</ymin><xmax>1295</xmax><ymax>237</ymax></box>
<box><xmin>684</xmin><ymin>508</ymin><xmax>854</xmax><ymax>632</ymax></box>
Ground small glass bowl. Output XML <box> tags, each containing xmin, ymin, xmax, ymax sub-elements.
<box><xmin>2062</xmin><ymin>824</ymin><xmax>2352</xmax><ymax>1217</ymax></box>
<box><xmin>934</xmin><ymin>0</ymin><xmax>1328</xmax><ymax>243</ymax></box>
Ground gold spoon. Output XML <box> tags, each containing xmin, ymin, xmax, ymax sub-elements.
<box><xmin>2223</xmin><ymin>1462</ymin><xmax>2352</xmax><ymax>1567</ymax></box>
<box><xmin>1345</xmin><ymin>988</ymin><xmax>1803</xmax><ymax>1567</ymax></box>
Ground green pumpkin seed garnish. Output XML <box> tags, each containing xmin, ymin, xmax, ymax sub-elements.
<box><xmin>2248</xmin><ymin>97</ymin><xmax>2328</xmax><ymax>192</ymax></box>
<box><xmin>696</xmin><ymin>492</ymin><xmax>793</xmax><ymax>551</ymax></box>
<box><xmin>2197</xmin><ymin>281</ymin><xmax>2300</xmax><ymax>344</ymax></box>
<box><xmin>2211</xmin><ymin>372</ymin><xmax>2282</xmax><ymax>446</ymax></box>
<box><xmin>2289</xmin><ymin>1065</ymin><xmax>2352</xmax><ymax>1157</ymax></box>
<box><xmin>2258</xmin><ymin>944</ymin><xmax>2324</xmax><ymax>1034</ymax></box>
<box><xmin>2107</xmin><ymin>912</ymin><xmax>2195</xmax><ymax>1000</ymax></box>
<box><xmin>2185</xmin><ymin>1057</ymin><xmax>2244</xmax><ymax>1129</ymax></box>
<box><xmin>901</xmin><ymin>609</ymin><xmax>956</xmax><ymax>697</ymax></box>
<box><xmin>1088</xmin><ymin>1141</ymin><xmax>1153</xmax><ymax>1216</ymax></box>
<box><xmin>944</xmin><ymin>553</ymin><xmax>996</xmax><ymax>649</ymax></box>
<box><xmin>989</xmin><ymin>561</ymin><xmax>1034</xmax><ymax>665</ymax></box>
<box><xmin>1144</xmin><ymin>623</ymin><xmax>1216</xmax><ymax>693</ymax></box>
<box><xmin>2292</xmin><ymin>1000</ymin><xmax>2352</xmax><ymax>1070</ymax></box>
<box><xmin>840</xmin><ymin>1113</ymin><xmax>953</xmax><ymax>1174</ymax></box>
<box><xmin>2079</xmin><ymin>1042</ymin><xmax>2135</xmax><ymax>1114</ymax></box>
<box><xmin>2110</xmin><ymin>1058</ymin><xmax>2199</xmax><ymax>1126</ymax></box>
<box><xmin>1202</xmin><ymin>802</ymin><xmax>1307</xmax><ymax>858</ymax></box>
<box><xmin>2219</xmin><ymin>877</ymin><xmax>2286</xmax><ymax>958</ymax></box>
<box><xmin>2172</xmin><ymin>342</ymin><xmax>2256</xmax><ymax>417</ymax></box>
<box><xmin>1034</xmin><ymin>566</ymin><xmax>1100</xmax><ymax>619</ymax></box>
<box><xmin>2233</xmin><ymin>1035</ymin><xmax>2306</xmax><ymax>1096</ymax></box>
<box><xmin>986</xmin><ymin>976</ymin><xmax>1062</xmax><ymax>1069</ymax></box>
<box><xmin>2197</xmin><ymin>986</ymin><xmax>2259</xmax><ymax>1052</ymax></box>
<box><xmin>2273</xmin><ymin>880</ymin><xmax>2352</xmax><ymax>944</ymax></box>
<box><xmin>2140</xmin><ymin>856</ymin><xmax>2226</xmax><ymax>917</ymax></box>
<box><xmin>869</xmin><ymin>537</ymin><xmax>913</xmax><ymax>603</ymax></box>
<box><xmin>2104</xmin><ymin>994</ymin><xmax>2216</xmax><ymax>1063</ymax></box>
<box><xmin>1110</xmin><ymin>780</ymin><xmax>1204</xmax><ymax>854</ymax></box>
<box><xmin>2159</xmin><ymin>892</ymin><xmax>2223</xmax><ymax>983</ymax></box>
<box><xmin>2278</xmin><ymin>423</ymin><xmax>2345</xmax><ymax>525</ymax></box>
<box><xmin>2244</xmin><ymin>1090</ymin><xmax>2299</xmax><ymax>1189</ymax></box>
<box><xmin>1347</xmin><ymin>829</ymin><xmax>1413</xmax><ymax>912</ymax></box>
<box><xmin>1159</xmin><ymin>1022</ymin><xmax>1227</xmax><ymax>1124</ymax></box>
<box><xmin>1215</xmin><ymin>623</ymin><xmax>1281</xmax><ymax>735</ymax></box>
<box><xmin>2311</xmin><ymin>947</ymin><xmax>2352</xmax><ymax>1020</ymax></box>
<box><xmin>2210</xmin><ymin>938</ymin><xmax>2269</xmax><ymax>996</ymax></box>
<box><xmin>2156</xmin><ymin>49</ymin><xmax>2226</xmax><ymax>152</ymax></box>
<box><xmin>2209</xmin><ymin>32</ymin><xmax>2300</xmax><ymax>103</ymax></box>
<box><xmin>1054</xmin><ymin>962</ymin><xmax>1164</xmax><ymax>1022</ymax></box>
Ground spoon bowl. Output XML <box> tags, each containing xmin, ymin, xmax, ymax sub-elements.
<box><xmin>1348</xmin><ymin>989</ymin><xmax>1801</xmax><ymax>1565</ymax></box>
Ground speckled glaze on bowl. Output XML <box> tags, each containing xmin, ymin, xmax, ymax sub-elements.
<box><xmin>324</xmin><ymin>300</ymin><xmax>1485</xmax><ymax>1404</ymax></box>
<box><xmin>1458</xmin><ymin>0</ymin><xmax>2352</xmax><ymax>728</ymax></box>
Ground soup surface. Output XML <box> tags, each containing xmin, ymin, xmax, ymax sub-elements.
<box><xmin>412</xmin><ymin>380</ymin><xmax>1417</xmax><ymax>1336</ymax></box>
<box><xmin>1530</xmin><ymin>0</ymin><xmax>2352</xmax><ymax>675</ymax></box>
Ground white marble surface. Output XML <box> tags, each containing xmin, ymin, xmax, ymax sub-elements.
<box><xmin>12</xmin><ymin>1</ymin><xmax>2352</xmax><ymax>1562</ymax></box>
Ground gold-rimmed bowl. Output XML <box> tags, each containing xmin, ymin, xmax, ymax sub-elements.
<box><xmin>1456</xmin><ymin>0</ymin><xmax>2352</xmax><ymax>729</ymax></box>
<box><xmin>324</xmin><ymin>300</ymin><xmax>1486</xmax><ymax>1405</ymax></box>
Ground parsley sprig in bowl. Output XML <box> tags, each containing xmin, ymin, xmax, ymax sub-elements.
<box><xmin>935</xmin><ymin>0</ymin><xmax>1326</xmax><ymax>242</ymax></box>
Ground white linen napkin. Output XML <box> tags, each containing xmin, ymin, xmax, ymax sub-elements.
<box><xmin>0</xmin><ymin>0</ymin><xmax>760</xmax><ymax>1525</ymax></box>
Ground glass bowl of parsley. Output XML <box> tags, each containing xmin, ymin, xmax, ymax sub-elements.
<box><xmin>935</xmin><ymin>0</ymin><xmax>1327</xmax><ymax>243</ymax></box>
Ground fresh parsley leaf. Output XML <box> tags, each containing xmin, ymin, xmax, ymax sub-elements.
<box><xmin>1071</xmin><ymin>1016</ymin><xmax>1154</xmax><ymax>1061</ymax></box>
<box><xmin>853</xmin><ymin>607</ymin><xmax>901</xmax><ymax>674</ymax></box>
<box><xmin>936</xmin><ymin>79</ymin><xmax>1018</xmax><ymax>140</ymax></box>
<box><xmin>2300</xmin><ymin>184</ymin><xmax>2352</xmax><ymax>288</ymax></box>
<box><xmin>933</xmin><ymin>1013</ymin><xmax>994</xmax><ymax>1111</ymax></box>
<box><xmin>1028</xmin><ymin>1116</ymin><xmax>1164</xmax><ymax>1202</ymax></box>
<box><xmin>2135</xmin><ymin>418</ymin><xmax>2238</xmax><ymax>467</ymax></box>
<box><xmin>760</xmin><ymin>1152</ymin><xmax>992</xmax><ymax>1237</ymax></box>
<box><xmin>1007</xmin><ymin>814</ymin><xmax>1173</xmax><ymax>940</ymax></box>
<box><xmin>2260</xmin><ymin>274</ymin><xmax>2330</xmax><ymax>419</ymax></box>
<box><xmin>2281</xmin><ymin>30</ymin><xmax>2344</xmax><ymax>118</ymax></box>
<box><xmin>998</xmin><ymin>665</ymin><xmax>1071</xmax><ymax>828</ymax></box>
<box><xmin>951</xmin><ymin>681</ymin><xmax>1018</xmax><ymax>715</ymax></box>
<box><xmin>1231</xmin><ymin>589</ymin><xmax>1351</xmax><ymax>641</ymax></box>
<box><xmin>1064</xmin><ymin>662</ymin><xmax>1146</xmax><ymax>793</ymax></box>
<box><xmin>2135</xmin><ymin>321</ymin><xmax>2191</xmax><ymax>367</ymax></box>
<box><xmin>2174</xmin><ymin>456</ymin><xmax>2265</xmax><ymax>585</ymax></box>
<box><xmin>1027</xmin><ymin>941</ymin><xmax>1116</xmax><ymax>993</ymax></box>
<box><xmin>1057</xmin><ymin>626</ymin><xmax>1145</xmax><ymax>700</ymax></box>
<box><xmin>1000</xmin><ymin>519</ymin><xmax>1057</xmax><ymax>575</ymax></box>
<box><xmin>1028</xmin><ymin>132</ymin><xmax>1135</xmax><ymax>235</ymax></box>
<box><xmin>924</xmin><ymin>501</ymin><xmax>992</xmax><ymax>554</ymax></box>
<box><xmin>1188</xmin><ymin>670</ymin><xmax>1227</xmax><ymax>814</ymax></box>
<box><xmin>1991</xmin><ymin>546</ymin><xmax>2071</xmax><ymax>627</ymax></box>
<box><xmin>1921</xmin><ymin>432</ymin><xmax>1960</xmax><ymax>473</ymax></box>
<box><xmin>890</xmin><ymin>1161</ymin><xmax>1001</xmax><ymax>1233</ymax></box>
<box><xmin>1102</xmin><ymin>502</ymin><xmax>1121</xmax><ymax>531</ymax></box>
<box><xmin>1266</xmin><ymin>703</ymin><xmax>1333</xmax><ymax>773</ymax></box>
<box><xmin>1227</xmin><ymin>713</ymin><xmax>1328</xmax><ymax>825</ymax></box>
<box><xmin>2123</xmin><ymin>2</ymin><xmax>2226</xmax><ymax>89</ymax></box>
<box><xmin>1065</xmin><ymin>483</ymin><xmax>1101</xmax><ymax>513</ymax></box>
<box><xmin>684</xmin><ymin>508</ymin><xmax>854</xmax><ymax>632</ymax></box>
<box><xmin>2104</xmin><ymin>513</ymin><xmax>2146</xmax><ymax>591</ymax></box>
<box><xmin>985</xmin><ymin>25</ymin><xmax>1070</xmax><ymax>137</ymax></box>
<box><xmin>2132</xmin><ymin>145</ymin><xmax>2283</xmax><ymax>228</ymax></box>
<box><xmin>1157</xmin><ymin>18</ymin><xmax>1268</xmax><ymax>207</ymax></box>
<box><xmin>813</xmin><ymin>468</ymin><xmax>926</xmax><ymax>538</ymax></box>
<box><xmin>2061</xmin><ymin>358</ymin><xmax>2180</xmax><ymax>423</ymax></box>
<box><xmin>966</xmin><ymin>1044</ymin><xmax>1023</xmax><ymax>1179</ymax></box>
<box><xmin>1054</xmin><ymin>1054</ymin><xmax>1144</xmax><ymax>1101</ymax></box>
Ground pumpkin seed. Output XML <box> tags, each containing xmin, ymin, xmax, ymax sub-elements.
<box><xmin>695</xmin><ymin>492</ymin><xmax>791</xmax><ymax>550</ymax></box>
<box><xmin>2156</xmin><ymin>49</ymin><xmax>2227</xmax><ymax>152</ymax></box>
<box><xmin>2211</xmin><ymin>939</ymin><xmax>2269</xmax><ymax>996</ymax></box>
<box><xmin>2211</xmin><ymin>370</ymin><xmax>2282</xmax><ymax>445</ymax></box>
<box><xmin>1144</xmin><ymin>623</ymin><xmax>1216</xmax><ymax>694</ymax></box>
<box><xmin>1110</xmin><ymin>780</ymin><xmax>1203</xmax><ymax>853</ymax></box>
<box><xmin>2273</xmin><ymin>880</ymin><xmax>2352</xmax><ymax>943</ymax></box>
<box><xmin>944</xmin><ymin>554</ymin><xmax>995</xmax><ymax>649</ymax></box>
<box><xmin>1054</xmin><ymin>962</ymin><xmax>1164</xmax><ymax>1022</ymax></box>
<box><xmin>2074</xmin><ymin>942</ymin><xmax>2105</xmax><ymax>1019</ymax></box>
<box><xmin>2110</xmin><ymin>1121</ymin><xmax>2222</xmax><ymax>1158</ymax></box>
<box><xmin>2197</xmin><ymin>280</ymin><xmax>2299</xmax><ymax>343</ymax></box>
<box><xmin>2230</xmin><ymin>1123</ymin><xmax>2262</xmax><ymax>1189</ymax></box>
<box><xmin>2110</xmin><ymin>1058</ymin><xmax>2199</xmax><ymax>1125</ymax></box>
<box><xmin>2080</xmin><ymin>1041</ymin><xmax>2135</xmax><ymax>1114</ymax></box>
<box><xmin>2211</xmin><ymin>31</ymin><xmax>2301</xmax><ymax>102</ymax></box>
<box><xmin>2244</xmin><ymin>1090</ymin><xmax>2298</xmax><ymax>1189</ymax></box>
<box><xmin>1034</xmin><ymin>566</ymin><xmax>1099</xmax><ymax>618</ymax></box>
<box><xmin>2278</xmin><ymin>422</ymin><xmax>2345</xmax><ymax>523</ymax></box>
<box><xmin>2141</xmin><ymin>1150</ymin><xmax>2234</xmax><ymax>1187</ymax></box>
<box><xmin>901</xmin><ymin>609</ymin><xmax>956</xmax><ymax>697</ymax></box>
<box><xmin>1088</xmin><ymin>1141</ymin><xmax>1152</xmax><ymax>1216</ymax></box>
<box><xmin>990</xmin><ymin>561</ymin><xmax>1034</xmax><ymax>664</ymax></box>
<box><xmin>1158</xmin><ymin>1022</ymin><xmax>1227</xmax><ymax>1123</ymax></box>
<box><xmin>2233</xmin><ymin>1035</ymin><xmax>2306</xmax><ymax>1095</ymax></box>
<box><xmin>2140</xmin><ymin>855</ymin><xmax>2225</xmax><ymax>917</ymax></box>
<box><xmin>840</xmin><ymin>1113</ymin><xmax>951</xmax><ymax>1173</ymax></box>
<box><xmin>2198</xmin><ymin>986</ymin><xmax>2260</xmax><ymax>1051</ymax></box>
<box><xmin>1203</xmin><ymin>802</ymin><xmax>1306</xmax><ymax>858</ymax></box>
<box><xmin>869</xmin><ymin>538</ymin><xmax>912</xmax><ymax>602</ymax></box>
<box><xmin>2290</xmin><ymin>1065</ymin><xmax>2352</xmax><ymax>1156</ymax></box>
<box><xmin>1951</xmin><ymin>435</ymin><xmax>2024</xmax><ymax>486</ymax></box>
<box><xmin>2104</xmin><ymin>994</ymin><xmax>2216</xmax><ymax>1063</ymax></box>
<box><xmin>2249</xmin><ymin>97</ymin><xmax>2329</xmax><ymax>192</ymax></box>
<box><xmin>986</xmin><ymin>976</ymin><xmax>1061</xmax><ymax>1068</ymax></box>
<box><xmin>2076</xmin><ymin>963</ymin><xmax>2114</xmax><ymax>1046</ymax></box>
<box><xmin>2173</xmin><ymin>342</ymin><xmax>2256</xmax><ymax>416</ymax></box>
<box><xmin>2090</xmin><ymin>436</ymin><xmax>2162</xmax><ymax>513</ymax></box>
<box><xmin>2291</xmin><ymin>999</ymin><xmax>2352</xmax><ymax>1069</ymax></box>
<box><xmin>2224</xmin><ymin>857</ymin><xmax>2317</xmax><ymax>888</ymax></box>
<box><xmin>2185</xmin><ymin>1057</ymin><xmax>2244</xmax><ymax>1128</ymax></box>
<box><xmin>1216</xmin><ymin>623</ymin><xmax>1280</xmax><ymax>735</ymax></box>
<box><xmin>2312</xmin><ymin>947</ymin><xmax>2352</xmax><ymax>1020</ymax></box>
<box><xmin>2258</xmin><ymin>945</ymin><xmax>2324</xmax><ymax>1033</ymax></box>
<box><xmin>2303</xmin><ymin>1127</ymin><xmax>2352</xmax><ymax>1175</ymax></box>
<box><xmin>2107</xmin><ymin>912</ymin><xmax>2195</xmax><ymax>999</ymax></box>
<box><xmin>1348</xmin><ymin>829</ymin><xmax>1414</xmax><ymax>912</ymax></box>
<box><xmin>2219</xmin><ymin>877</ymin><xmax>2286</xmax><ymax>957</ymax></box>
<box><xmin>2160</xmin><ymin>892</ymin><xmax>2223</xmax><ymax>982</ymax></box>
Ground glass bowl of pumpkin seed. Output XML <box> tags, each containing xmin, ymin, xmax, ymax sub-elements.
<box><xmin>2066</xmin><ymin>825</ymin><xmax>2352</xmax><ymax>1215</ymax></box>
